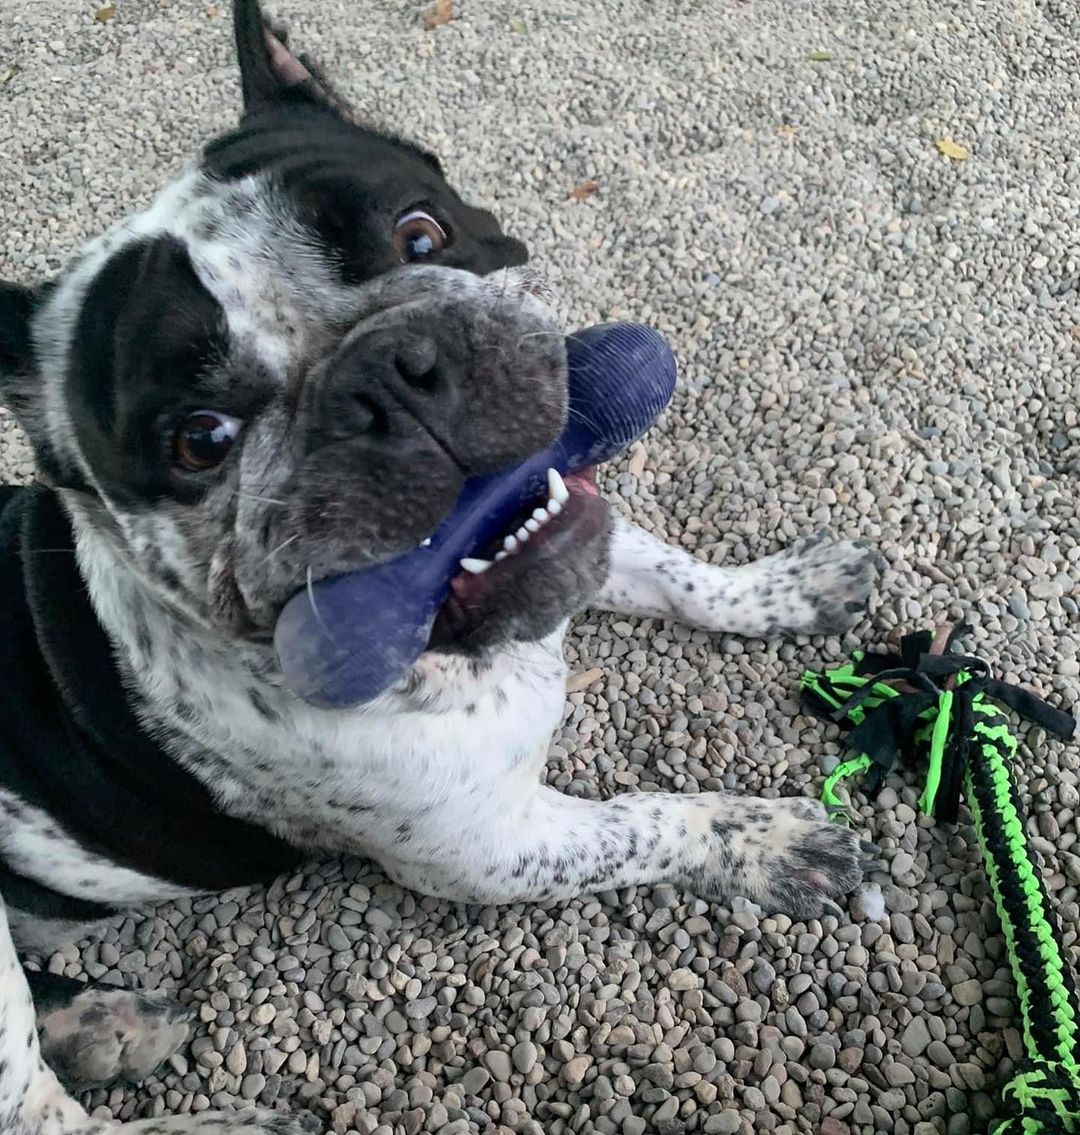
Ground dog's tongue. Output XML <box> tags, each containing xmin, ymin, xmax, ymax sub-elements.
<box><xmin>429</xmin><ymin>470</ymin><xmax>604</xmax><ymax>645</ymax></box>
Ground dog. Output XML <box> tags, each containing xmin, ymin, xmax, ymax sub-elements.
<box><xmin>0</xmin><ymin>2</ymin><xmax>881</xmax><ymax>1131</ymax></box>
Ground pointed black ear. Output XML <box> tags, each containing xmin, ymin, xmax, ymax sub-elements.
<box><xmin>0</xmin><ymin>280</ymin><xmax>68</xmax><ymax>483</ymax></box>
<box><xmin>0</xmin><ymin>281</ymin><xmax>38</xmax><ymax>414</ymax></box>
<box><xmin>233</xmin><ymin>0</ymin><xmax>355</xmax><ymax>120</ymax></box>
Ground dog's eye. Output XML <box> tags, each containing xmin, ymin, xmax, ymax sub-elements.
<box><xmin>173</xmin><ymin>411</ymin><xmax>242</xmax><ymax>473</ymax></box>
<box><xmin>393</xmin><ymin>210</ymin><xmax>448</xmax><ymax>262</ymax></box>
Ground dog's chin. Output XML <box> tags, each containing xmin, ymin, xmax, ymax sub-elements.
<box><xmin>427</xmin><ymin>467</ymin><xmax>612</xmax><ymax>654</ymax></box>
<box><xmin>225</xmin><ymin>470</ymin><xmax>610</xmax><ymax>659</ymax></box>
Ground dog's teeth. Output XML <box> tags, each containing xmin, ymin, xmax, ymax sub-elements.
<box><xmin>516</xmin><ymin>526</ymin><xmax>531</xmax><ymax>542</ymax></box>
<box><xmin>525</xmin><ymin>519</ymin><xmax>541</xmax><ymax>533</ymax></box>
<box><xmin>547</xmin><ymin>467</ymin><xmax>569</xmax><ymax>504</ymax></box>
<box><xmin>419</xmin><ymin>537</ymin><xmax>432</xmax><ymax>547</ymax></box>
<box><xmin>460</xmin><ymin>557</ymin><xmax>492</xmax><ymax>575</ymax></box>
<box><xmin>547</xmin><ymin>498</ymin><xmax>563</xmax><ymax>516</ymax></box>
<box><xmin>532</xmin><ymin>507</ymin><xmax>550</xmax><ymax>525</ymax></box>
<box><xmin>494</xmin><ymin>550</ymin><xmax>508</xmax><ymax>562</ymax></box>
<box><xmin>503</xmin><ymin>535</ymin><xmax>519</xmax><ymax>553</ymax></box>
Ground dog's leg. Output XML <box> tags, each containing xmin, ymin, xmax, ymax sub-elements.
<box><xmin>0</xmin><ymin>892</ymin><xmax>110</xmax><ymax>1135</ymax></box>
<box><xmin>0</xmin><ymin>896</ymin><xmax>318</xmax><ymax>1134</ymax></box>
<box><xmin>378</xmin><ymin>786</ymin><xmax>871</xmax><ymax>919</ymax></box>
<box><xmin>593</xmin><ymin>516</ymin><xmax>879</xmax><ymax>636</ymax></box>
<box><xmin>28</xmin><ymin>971</ymin><xmax>193</xmax><ymax>1091</ymax></box>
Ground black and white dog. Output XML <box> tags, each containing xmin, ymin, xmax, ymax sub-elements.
<box><xmin>0</xmin><ymin>3</ymin><xmax>880</xmax><ymax>1131</ymax></box>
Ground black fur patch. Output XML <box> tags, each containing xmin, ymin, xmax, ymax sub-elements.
<box><xmin>68</xmin><ymin>237</ymin><xmax>229</xmax><ymax>505</ymax></box>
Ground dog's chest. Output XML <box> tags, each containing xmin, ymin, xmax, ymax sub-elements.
<box><xmin>149</xmin><ymin>628</ymin><xmax>573</xmax><ymax>852</ymax></box>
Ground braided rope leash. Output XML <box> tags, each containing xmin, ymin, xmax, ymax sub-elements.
<box><xmin>801</xmin><ymin>624</ymin><xmax>1080</xmax><ymax>1133</ymax></box>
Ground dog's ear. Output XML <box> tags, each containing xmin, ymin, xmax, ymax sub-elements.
<box><xmin>0</xmin><ymin>280</ymin><xmax>66</xmax><ymax>481</ymax></box>
<box><xmin>0</xmin><ymin>281</ymin><xmax>39</xmax><ymax>416</ymax></box>
<box><xmin>233</xmin><ymin>0</ymin><xmax>355</xmax><ymax>120</ymax></box>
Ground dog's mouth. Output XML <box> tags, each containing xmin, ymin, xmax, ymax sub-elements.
<box><xmin>427</xmin><ymin>466</ymin><xmax>608</xmax><ymax>647</ymax></box>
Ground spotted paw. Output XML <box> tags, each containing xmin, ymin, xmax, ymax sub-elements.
<box><xmin>693</xmin><ymin>795</ymin><xmax>870</xmax><ymax>920</ymax></box>
<box><xmin>39</xmin><ymin>985</ymin><xmax>194</xmax><ymax>1091</ymax></box>
<box><xmin>763</xmin><ymin>530</ymin><xmax>881</xmax><ymax>636</ymax></box>
<box><xmin>125</xmin><ymin>1110</ymin><xmax>322</xmax><ymax>1134</ymax></box>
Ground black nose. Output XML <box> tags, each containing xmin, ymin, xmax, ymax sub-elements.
<box><xmin>315</xmin><ymin>308</ymin><xmax>566</xmax><ymax>476</ymax></box>
<box><xmin>318</xmin><ymin>325</ymin><xmax>463</xmax><ymax>453</ymax></box>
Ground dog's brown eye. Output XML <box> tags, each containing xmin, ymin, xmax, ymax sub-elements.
<box><xmin>393</xmin><ymin>210</ymin><xmax>447</xmax><ymax>262</ymax></box>
<box><xmin>173</xmin><ymin>411</ymin><xmax>242</xmax><ymax>472</ymax></box>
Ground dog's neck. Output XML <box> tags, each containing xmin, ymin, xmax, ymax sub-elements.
<box><xmin>66</xmin><ymin>490</ymin><xmax>277</xmax><ymax>693</ymax></box>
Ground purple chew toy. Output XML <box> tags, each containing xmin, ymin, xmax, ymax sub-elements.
<box><xmin>275</xmin><ymin>322</ymin><xmax>677</xmax><ymax>707</ymax></box>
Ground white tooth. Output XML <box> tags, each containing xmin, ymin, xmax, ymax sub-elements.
<box><xmin>547</xmin><ymin>498</ymin><xmax>563</xmax><ymax>516</ymax></box>
<box><xmin>525</xmin><ymin>519</ymin><xmax>541</xmax><ymax>533</ymax></box>
<box><xmin>495</xmin><ymin>550</ymin><xmax>508</xmax><ymax>562</ymax></box>
<box><xmin>532</xmin><ymin>507</ymin><xmax>550</xmax><ymax>524</ymax></box>
<box><xmin>547</xmin><ymin>467</ymin><xmax>570</xmax><ymax>504</ymax></box>
<box><xmin>503</xmin><ymin>535</ymin><xmax>519</xmax><ymax>553</ymax></box>
<box><xmin>419</xmin><ymin>537</ymin><xmax>432</xmax><ymax>547</ymax></box>
<box><xmin>516</xmin><ymin>526</ymin><xmax>531</xmax><ymax>542</ymax></box>
<box><xmin>460</xmin><ymin>557</ymin><xmax>492</xmax><ymax>574</ymax></box>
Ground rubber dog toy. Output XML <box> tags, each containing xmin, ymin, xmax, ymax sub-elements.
<box><xmin>801</xmin><ymin>624</ymin><xmax>1079</xmax><ymax>1133</ymax></box>
<box><xmin>275</xmin><ymin>322</ymin><xmax>677</xmax><ymax>707</ymax></box>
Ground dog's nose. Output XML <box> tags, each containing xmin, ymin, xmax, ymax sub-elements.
<box><xmin>315</xmin><ymin>300</ymin><xmax>566</xmax><ymax>476</ymax></box>
<box><xmin>318</xmin><ymin>326</ymin><xmax>467</xmax><ymax>455</ymax></box>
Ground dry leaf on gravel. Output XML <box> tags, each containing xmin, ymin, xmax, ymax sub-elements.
<box><xmin>935</xmin><ymin>138</ymin><xmax>971</xmax><ymax>160</ymax></box>
<box><xmin>95</xmin><ymin>4</ymin><xmax>117</xmax><ymax>21</ymax></box>
<box><xmin>567</xmin><ymin>180</ymin><xmax>600</xmax><ymax>201</ymax></box>
<box><xmin>423</xmin><ymin>0</ymin><xmax>454</xmax><ymax>30</ymax></box>
<box><xmin>806</xmin><ymin>50</ymin><xmax>834</xmax><ymax>62</ymax></box>
<box><xmin>0</xmin><ymin>65</ymin><xmax>20</xmax><ymax>85</ymax></box>
<box><xmin>566</xmin><ymin>667</ymin><xmax>605</xmax><ymax>693</ymax></box>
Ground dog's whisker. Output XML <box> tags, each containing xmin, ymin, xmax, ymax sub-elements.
<box><xmin>231</xmin><ymin>490</ymin><xmax>287</xmax><ymax>508</ymax></box>
<box><xmin>260</xmin><ymin>533</ymin><xmax>300</xmax><ymax>566</ymax></box>
<box><xmin>306</xmin><ymin>564</ymin><xmax>333</xmax><ymax>637</ymax></box>
<box><xmin>493</xmin><ymin>267</ymin><xmax>511</xmax><ymax>318</ymax></box>
<box><xmin>565</xmin><ymin>402</ymin><xmax>606</xmax><ymax>438</ymax></box>
<box><xmin>514</xmin><ymin>329</ymin><xmax>568</xmax><ymax>348</ymax></box>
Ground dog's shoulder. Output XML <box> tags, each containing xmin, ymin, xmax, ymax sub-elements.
<box><xmin>0</xmin><ymin>486</ymin><xmax>305</xmax><ymax>916</ymax></box>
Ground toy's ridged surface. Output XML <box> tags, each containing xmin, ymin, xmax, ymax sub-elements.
<box><xmin>563</xmin><ymin>323</ymin><xmax>679</xmax><ymax>458</ymax></box>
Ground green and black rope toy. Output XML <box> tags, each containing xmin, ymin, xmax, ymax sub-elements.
<box><xmin>801</xmin><ymin>625</ymin><xmax>1079</xmax><ymax>1133</ymax></box>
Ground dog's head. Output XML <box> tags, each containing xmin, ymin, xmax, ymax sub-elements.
<box><xmin>0</xmin><ymin>0</ymin><xmax>611</xmax><ymax>665</ymax></box>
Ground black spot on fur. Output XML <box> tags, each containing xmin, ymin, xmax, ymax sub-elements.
<box><xmin>249</xmin><ymin>686</ymin><xmax>279</xmax><ymax>722</ymax></box>
<box><xmin>711</xmin><ymin>818</ymin><xmax>746</xmax><ymax>840</ymax></box>
<box><xmin>79</xmin><ymin>1004</ymin><xmax>108</xmax><ymax>1026</ymax></box>
<box><xmin>174</xmin><ymin>699</ymin><xmax>197</xmax><ymax>723</ymax></box>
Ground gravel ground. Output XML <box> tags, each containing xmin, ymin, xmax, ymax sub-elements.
<box><xmin>2</xmin><ymin>1</ymin><xmax>1080</xmax><ymax>1133</ymax></box>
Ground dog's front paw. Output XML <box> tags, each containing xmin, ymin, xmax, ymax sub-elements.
<box><xmin>692</xmin><ymin>796</ymin><xmax>869</xmax><ymax>919</ymax></box>
<box><xmin>40</xmin><ymin>986</ymin><xmax>193</xmax><ymax>1090</ymax></box>
<box><xmin>763</xmin><ymin>530</ymin><xmax>880</xmax><ymax>636</ymax></box>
